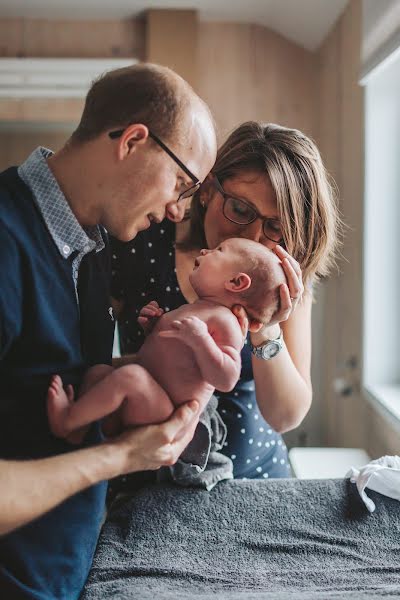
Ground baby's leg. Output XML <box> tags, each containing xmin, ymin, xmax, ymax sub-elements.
<box><xmin>47</xmin><ymin>375</ymin><xmax>75</xmax><ymax>438</ymax></box>
<box><xmin>47</xmin><ymin>365</ymin><xmax>114</xmax><ymax>440</ymax></box>
<box><xmin>115</xmin><ymin>364</ymin><xmax>175</xmax><ymax>426</ymax></box>
<box><xmin>79</xmin><ymin>364</ymin><xmax>114</xmax><ymax>394</ymax></box>
<box><xmin>50</xmin><ymin>364</ymin><xmax>175</xmax><ymax>437</ymax></box>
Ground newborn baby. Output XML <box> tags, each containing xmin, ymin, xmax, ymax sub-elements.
<box><xmin>47</xmin><ymin>238</ymin><xmax>286</xmax><ymax>440</ymax></box>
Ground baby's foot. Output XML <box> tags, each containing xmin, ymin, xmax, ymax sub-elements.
<box><xmin>47</xmin><ymin>375</ymin><xmax>74</xmax><ymax>438</ymax></box>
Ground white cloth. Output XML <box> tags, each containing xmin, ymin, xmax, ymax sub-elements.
<box><xmin>346</xmin><ymin>455</ymin><xmax>400</xmax><ymax>513</ymax></box>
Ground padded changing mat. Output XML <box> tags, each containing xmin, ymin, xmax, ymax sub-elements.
<box><xmin>82</xmin><ymin>479</ymin><xmax>400</xmax><ymax>599</ymax></box>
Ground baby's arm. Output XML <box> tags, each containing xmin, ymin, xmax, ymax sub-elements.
<box><xmin>159</xmin><ymin>312</ymin><xmax>242</xmax><ymax>392</ymax></box>
<box><xmin>138</xmin><ymin>300</ymin><xmax>164</xmax><ymax>335</ymax></box>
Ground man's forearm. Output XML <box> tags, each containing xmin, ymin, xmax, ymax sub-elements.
<box><xmin>0</xmin><ymin>398</ymin><xmax>202</xmax><ymax>537</ymax></box>
<box><xmin>0</xmin><ymin>443</ymin><xmax>123</xmax><ymax>536</ymax></box>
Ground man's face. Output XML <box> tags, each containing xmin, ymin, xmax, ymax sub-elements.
<box><xmin>105</xmin><ymin>109</ymin><xmax>217</xmax><ymax>242</ymax></box>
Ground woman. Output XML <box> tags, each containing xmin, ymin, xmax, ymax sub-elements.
<box><xmin>111</xmin><ymin>121</ymin><xmax>339</xmax><ymax>480</ymax></box>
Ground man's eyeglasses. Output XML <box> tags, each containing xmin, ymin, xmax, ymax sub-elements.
<box><xmin>109</xmin><ymin>128</ymin><xmax>201</xmax><ymax>202</ymax></box>
<box><xmin>213</xmin><ymin>176</ymin><xmax>283</xmax><ymax>243</ymax></box>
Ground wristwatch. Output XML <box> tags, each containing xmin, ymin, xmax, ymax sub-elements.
<box><xmin>250</xmin><ymin>329</ymin><xmax>284</xmax><ymax>360</ymax></box>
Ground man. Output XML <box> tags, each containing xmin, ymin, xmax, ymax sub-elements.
<box><xmin>0</xmin><ymin>63</ymin><xmax>217</xmax><ymax>599</ymax></box>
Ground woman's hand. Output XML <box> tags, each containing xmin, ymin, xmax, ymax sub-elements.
<box><xmin>233</xmin><ymin>246</ymin><xmax>304</xmax><ymax>346</ymax></box>
<box><xmin>273</xmin><ymin>245</ymin><xmax>305</xmax><ymax>322</ymax></box>
<box><xmin>138</xmin><ymin>300</ymin><xmax>164</xmax><ymax>335</ymax></box>
<box><xmin>109</xmin><ymin>400</ymin><xmax>200</xmax><ymax>475</ymax></box>
<box><xmin>231</xmin><ymin>305</ymin><xmax>249</xmax><ymax>346</ymax></box>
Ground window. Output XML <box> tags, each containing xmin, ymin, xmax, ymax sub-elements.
<box><xmin>363</xmin><ymin>49</ymin><xmax>400</xmax><ymax>420</ymax></box>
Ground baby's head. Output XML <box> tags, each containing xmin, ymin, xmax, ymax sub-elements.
<box><xmin>190</xmin><ymin>238</ymin><xmax>286</xmax><ymax>325</ymax></box>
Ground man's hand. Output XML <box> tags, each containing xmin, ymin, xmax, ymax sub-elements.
<box><xmin>138</xmin><ymin>300</ymin><xmax>164</xmax><ymax>336</ymax></box>
<box><xmin>158</xmin><ymin>316</ymin><xmax>209</xmax><ymax>346</ymax></box>
<box><xmin>109</xmin><ymin>400</ymin><xmax>200</xmax><ymax>475</ymax></box>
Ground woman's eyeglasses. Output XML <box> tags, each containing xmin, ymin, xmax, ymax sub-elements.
<box><xmin>109</xmin><ymin>128</ymin><xmax>201</xmax><ymax>202</ymax></box>
<box><xmin>213</xmin><ymin>176</ymin><xmax>283</xmax><ymax>243</ymax></box>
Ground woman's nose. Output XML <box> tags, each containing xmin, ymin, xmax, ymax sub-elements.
<box><xmin>240</xmin><ymin>220</ymin><xmax>264</xmax><ymax>243</ymax></box>
<box><xmin>200</xmin><ymin>248</ymin><xmax>209</xmax><ymax>256</ymax></box>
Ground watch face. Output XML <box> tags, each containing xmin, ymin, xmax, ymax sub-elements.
<box><xmin>262</xmin><ymin>341</ymin><xmax>280</xmax><ymax>359</ymax></box>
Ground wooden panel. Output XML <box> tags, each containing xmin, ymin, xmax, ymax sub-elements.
<box><xmin>0</xmin><ymin>18</ymin><xmax>145</xmax><ymax>59</ymax></box>
<box><xmin>197</xmin><ymin>22</ymin><xmax>316</xmax><ymax>142</ymax></box>
<box><xmin>315</xmin><ymin>23</ymin><xmax>341</xmax><ymax>446</ymax></box>
<box><xmin>336</xmin><ymin>0</ymin><xmax>365</xmax><ymax>447</ymax></box>
<box><xmin>145</xmin><ymin>10</ymin><xmax>198</xmax><ymax>89</ymax></box>
<box><xmin>0</xmin><ymin>17</ymin><xmax>144</xmax><ymax>124</ymax></box>
<box><xmin>0</xmin><ymin>99</ymin><xmax>83</xmax><ymax>123</ymax></box>
<box><xmin>315</xmin><ymin>0</ymin><xmax>367</xmax><ymax>449</ymax></box>
<box><xmin>0</xmin><ymin>19</ymin><xmax>24</xmax><ymax>57</ymax></box>
<box><xmin>366</xmin><ymin>404</ymin><xmax>400</xmax><ymax>457</ymax></box>
<box><xmin>0</xmin><ymin>129</ymin><xmax>72</xmax><ymax>171</ymax></box>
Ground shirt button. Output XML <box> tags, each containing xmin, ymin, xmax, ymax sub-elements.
<box><xmin>84</xmin><ymin>244</ymin><xmax>91</xmax><ymax>253</ymax></box>
<box><xmin>62</xmin><ymin>244</ymin><xmax>70</xmax><ymax>255</ymax></box>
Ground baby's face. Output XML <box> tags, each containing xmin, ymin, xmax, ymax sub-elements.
<box><xmin>190</xmin><ymin>238</ymin><xmax>285</xmax><ymax>315</ymax></box>
<box><xmin>190</xmin><ymin>238</ymin><xmax>271</xmax><ymax>297</ymax></box>
<box><xmin>189</xmin><ymin>239</ymin><xmax>244</xmax><ymax>297</ymax></box>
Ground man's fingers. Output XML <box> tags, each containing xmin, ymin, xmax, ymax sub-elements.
<box><xmin>158</xmin><ymin>401</ymin><xmax>199</xmax><ymax>445</ymax></box>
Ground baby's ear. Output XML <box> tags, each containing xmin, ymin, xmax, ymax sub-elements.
<box><xmin>225</xmin><ymin>273</ymin><xmax>251</xmax><ymax>293</ymax></box>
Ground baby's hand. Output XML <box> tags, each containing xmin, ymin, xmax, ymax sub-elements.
<box><xmin>158</xmin><ymin>316</ymin><xmax>209</xmax><ymax>345</ymax></box>
<box><xmin>138</xmin><ymin>300</ymin><xmax>164</xmax><ymax>336</ymax></box>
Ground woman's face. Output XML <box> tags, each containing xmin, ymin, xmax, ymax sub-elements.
<box><xmin>202</xmin><ymin>170</ymin><xmax>281</xmax><ymax>250</ymax></box>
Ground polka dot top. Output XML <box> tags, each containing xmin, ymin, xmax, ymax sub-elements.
<box><xmin>110</xmin><ymin>219</ymin><xmax>290</xmax><ymax>479</ymax></box>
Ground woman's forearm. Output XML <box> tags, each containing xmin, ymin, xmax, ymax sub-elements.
<box><xmin>251</xmin><ymin>344</ymin><xmax>312</xmax><ymax>433</ymax></box>
<box><xmin>251</xmin><ymin>296</ymin><xmax>313</xmax><ymax>433</ymax></box>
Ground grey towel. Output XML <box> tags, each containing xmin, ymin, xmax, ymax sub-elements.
<box><xmin>83</xmin><ymin>479</ymin><xmax>400</xmax><ymax>599</ymax></box>
<box><xmin>157</xmin><ymin>395</ymin><xmax>233</xmax><ymax>490</ymax></box>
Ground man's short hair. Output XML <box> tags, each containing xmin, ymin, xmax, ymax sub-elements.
<box><xmin>71</xmin><ymin>63</ymin><xmax>189</xmax><ymax>144</ymax></box>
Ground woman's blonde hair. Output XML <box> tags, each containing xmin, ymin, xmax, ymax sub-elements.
<box><xmin>181</xmin><ymin>121</ymin><xmax>341</xmax><ymax>286</ymax></box>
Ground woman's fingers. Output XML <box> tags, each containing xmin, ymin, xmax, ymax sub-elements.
<box><xmin>283</xmin><ymin>259</ymin><xmax>301</xmax><ymax>294</ymax></box>
<box><xmin>274</xmin><ymin>245</ymin><xmax>301</xmax><ymax>275</ymax></box>
<box><xmin>231</xmin><ymin>305</ymin><xmax>249</xmax><ymax>340</ymax></box>
<box><xmin>274</xmin><ymin>246</ymin><xmax>304</xmax><ymax>309</ymax></box>
<box><xmin>277</xmin><ymin>283</ymin><xmax>292</xmax><ymax>322</ymax></box>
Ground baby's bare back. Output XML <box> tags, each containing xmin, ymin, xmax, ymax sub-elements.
<box><xmin>137</xmin><ymin>303</ymin><xmax>233</xmax><ymax>409</ymax></box>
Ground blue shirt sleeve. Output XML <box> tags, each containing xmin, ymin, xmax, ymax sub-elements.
<box><xmin>0</xmin><ymin>223</ymin><xmax>23</xmax><ymax>359</ymax></box>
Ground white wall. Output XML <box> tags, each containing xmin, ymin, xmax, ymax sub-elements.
<box><xmin>362</xmin><ymin>0</ymin><xmax>400</xmax><ymax>69</ymax></box>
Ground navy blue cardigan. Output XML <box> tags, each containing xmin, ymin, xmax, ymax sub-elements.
<box><xmin>0</xmin><ymin>167</ymin><xmax>114</xmax><ymax>599</ymax></box>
